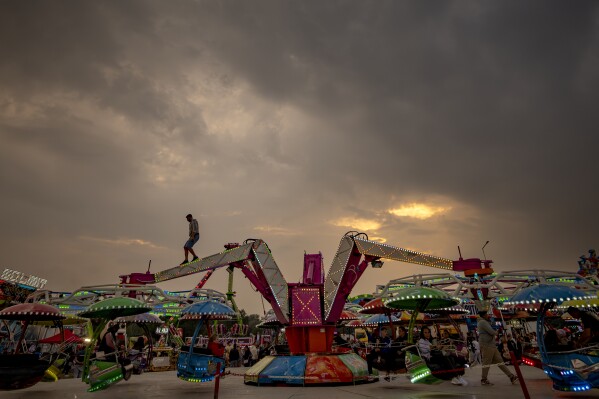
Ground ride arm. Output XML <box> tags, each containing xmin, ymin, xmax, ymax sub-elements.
<box><xmin>226</xmin><ymin>266</ymin><xmax>243</xmax><ymax>327</ymax></box>
<box><xmin>323</xmin><ymin>233</ymin><xmax>453</xmax><ymax>323</ymax></box>
<box><xmin>234</xmin><ymin>240</ymin><xmax>290</xmax><ymax>324</ymax></box>
<box><xmin>119</xmin><ymin>239</ymin><xmax>290</xmax><ymax>324</ymax></box>
<box><xmin>194</xmin><ymin>270</ymin><xmax>215</xmax><ymax>290</ymax></box>
<box><xmin>120</xmin><ymin>243</ymin><xmax>255</xmax><ymax>284</ymax></box>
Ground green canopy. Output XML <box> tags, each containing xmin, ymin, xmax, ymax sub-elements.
<box><xmin>78</xmin><ymin>297</ymin><xmax>151</xmax><ymax>320</ymax></box>
<box><xmin>384</xmin><ymin>286</ymin><xmax>460</xmax><ymax>312</ymax></box>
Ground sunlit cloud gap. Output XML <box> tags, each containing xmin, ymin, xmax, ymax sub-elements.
<box><xmin>388</xmin><ymin>204</ymin><xmax>450</xmax><ymax>219</ymax></box>
<box><xmin>330</xmin><ymin>217</ymin><xmax>382</xmax><ymax>231</ymax></box>
<box><xmin>79</xmin><ymin>236</ymin><xmax>164</xmax><ymax>249</ymax></box>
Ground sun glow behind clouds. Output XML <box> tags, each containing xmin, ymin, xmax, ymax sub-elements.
<box><xmin>388</xmin><ymin>203</ymin><xmax>450</xmax><ymax>219</ymax></box>
<box><xmin>331</xmin><ymin>217</ymin><xmax>382</xmax><ymax>231</ymax></box>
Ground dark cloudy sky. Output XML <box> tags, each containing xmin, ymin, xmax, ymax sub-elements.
<box><xmin>1</xmin><ymin>1</ymin><xmax>598</xmax><ymax>315</ymax></box>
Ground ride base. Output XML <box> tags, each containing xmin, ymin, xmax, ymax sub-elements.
<box><xmin>243</xmin><ymin>352</ymin><xmax>376</xmax><ymax>386</ymax></box>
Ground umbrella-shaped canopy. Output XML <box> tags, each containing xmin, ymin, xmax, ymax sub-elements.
<box><xmin>384</xmin><ymin>286</ymin><xmax>460</xmax><ymax>311</ymax></box>
<box><xmin>39</xmin><ymin>329</ymin><xmax>83</xmax><ymax>344</ymax></box>
<box><xmin>78</xmin><ymin>297</ymin><xmax>151</xmax><ymax>320</ymax></box>
<box><xmin>338</xmin><ymin>310</ymin><xmax>359</xmax><ymax>321</ymax></box>
<box><xmin>557</xmin><ymin>297</ymin><xmax>599</xmax><ymax>310</ymax></box>
<box><xmin>428</xmin><ymin>305</ymin><xmax>470</xmax><ymax>316</ymax></box>
<box><xmin>504</xmin><ymin>284</ymin><xmax>595</xmax><ymax>311</ymax></box>
<box><xmin>343</xmin><ymin>303</ymin><xmax>363</xmax><ymax>314</ymax></box>
<box><xmin>359</xmin><ymin>297</ymin><xmax>394</xmax><ymax>315</ymax></box>
<box><xmin>0</xmin><ymin>303</ymin><xmax>65</xmax><ymax>321</ymax></box>
<box><xmin>257</xmin><ymin>312</ymin><xmax>282</xmax><ymax>328</ymax></box>
<box><xmin>344</xmin><ymin>319</ymin><xmax>364</xmax><ymax>328</ymax></box>
<box><xmin>179</xmin><ymin>300</ymin><xmax>236</xmax><ymax>320</ymax></box>
<box><xmin>362</xmin><ymin>314</ymin><xmax>400</xmax><ymax>327</ymax></box>
<box><xmin>113</xmin><ymin>312</ymin><xmax>164</xmax><ymax>324</ymax></box>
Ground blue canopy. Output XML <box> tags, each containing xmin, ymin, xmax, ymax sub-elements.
<box><xmin>180</xmin><ymin>300</ymin><xmax>236</xmax><ymax>320</ymax></box>
<box><xmin>506</xmin><ymin>284</ymin><xmax>594</xmax><ymax>306</ymax></box>
<box><xmin>362</xmin><ymin>313</ymin><xmax>400</xmax><ymax>326</ymax></box>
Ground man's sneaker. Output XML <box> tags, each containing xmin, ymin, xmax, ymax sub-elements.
<box><xmin>191</xmin><ymin>256</ymin><xmax>199</xmax><ymax>262</ymax></box>
<box><xmin>451</xmin><ymin>377</ymin><xmax>463</xmax><ymax>385</ymax></box>
<box><xmin>180</xmin><ymin>259</ymin><xmax>189</xmax><ymax>265</ymax></box>
<box><xmin>510</xmin><ymin>375</ymin><xmax>519</xmax><ymax>385</ymax></box>
<box><xmin>481</xmin><ymin>379</ymin><xmax>494</xmax><ymax>386</ymax></box>
<box><xmin>459</xmin><ymin>376</ymin><xmax>468</xmax><ymax>386</ymax></box>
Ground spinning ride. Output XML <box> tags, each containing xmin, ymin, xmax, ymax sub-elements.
<box><xmin>0</xmin><ymin>303</ymin><xmax>65</xmax><ymax>390</ymax></box>
<box><xmin>119</xmin><ymin>232</ymin><xmax>468</xmax><ymax>385</ymax></box>
<box><xmin>78</xmin><ymin>297</ymin><xmax>151</xmax><ymax>392</ymax></box>
<box><xmin>384</xmin><ymin>286</ymin><xmax>461</xmax><ymax>384</ymax></box>
<box><xmin>113</xmin><ymin>312</ymin><xmax>164</xmax><ymax>375</ymax></box>
<box><xmin>177</xmin><ymin>299</ymin><xmax>235</xmax><ymax>382</ymax></box>
<box><xmin>505</xmin><ymin>284</ymin><xmax>598</xmax><ymax>392</ymax></box>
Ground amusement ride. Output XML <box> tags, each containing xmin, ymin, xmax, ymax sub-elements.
<box><xmin>0</xmin><ymin>232</ymin><xmax>596</xmax><ymax>393</ymax></box>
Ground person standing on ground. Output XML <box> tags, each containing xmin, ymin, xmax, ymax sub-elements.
<box><xmin>468</xmin><ymin>336</ymin><xmax>481</xmax><ymax>366</ymax></box>
<box><xmin>181</xmin><ymin>213</ymin><xmax>200</xmax><ymax>265</ymax></box>
<box><xmin>229</xmin><ymin>344</ymin><xmax>240</xmax><ymax>367</ymax></box>
<box><xmin>249</xmin><ymin>343</ymin><xmax>259</xmax><ymax>366</ymax></box>
<box><xmin>477</xmin><ymin>310</ymin><xmax>518</xmax><ymax>386</ymax></box>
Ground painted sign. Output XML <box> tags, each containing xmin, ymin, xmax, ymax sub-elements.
<box><xmin>1</xmin><ymin>268</ymin><xmax>47</xmax><ymax>289</ymax></box>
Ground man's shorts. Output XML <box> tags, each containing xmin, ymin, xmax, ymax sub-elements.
<box><xmin>184</xmin><ymin>233</ymin><xmax>200</xmax><ymax>248</ymax></box>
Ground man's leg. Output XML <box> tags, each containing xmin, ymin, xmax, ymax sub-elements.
<box><xmin>481</xmin><ymin>345</ymin><xmax>494</xmax><ymax>380</ymax></box>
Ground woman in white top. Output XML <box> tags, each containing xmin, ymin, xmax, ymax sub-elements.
<box><xmin>417</xmin><ymin>326</ymin><xmax>468</xmax><ymax>386</ymax></box>
<box><xmin>417</xmin><ymin>327</ymin><xmax>434</xmax><ymax>360</ymax></box>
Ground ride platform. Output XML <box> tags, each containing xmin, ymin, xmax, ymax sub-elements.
<box><xmin>243</xmin><ymin>352</ymin><xmax>376</xmax><ymax>386</ymax></box>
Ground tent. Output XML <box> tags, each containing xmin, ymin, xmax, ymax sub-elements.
<box><xmin>39</xmin><ymin>329</ymin><xmax>83</xmax><ymax>344</ymax></box>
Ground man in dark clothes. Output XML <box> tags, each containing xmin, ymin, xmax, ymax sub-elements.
<box><xmin>567</xmin><ymin>306</ymin><xmax>599</xmax><ymax>348</ymax></box>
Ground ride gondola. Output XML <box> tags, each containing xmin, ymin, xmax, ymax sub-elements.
<box><xmin>78</xmin><ymin>297</ymin><xmax>151</xmax><ymax>392</ymax></box>
<box><xmin>505</xmin><ymin>284</ymin><xmax>598</xmax><ymax>392</ymax></box>
<box><xmin>0</xmin><ymin>303</ymin><xmax>65</xmax><ymax>390</ymax></box>
<box><xmin>383</xmin><ymin>286</ymin><xmax>461</xmax><ymax>385</ymax></box>
<box><xmin>176</xmin><ymin>299</ymin><xmax>236</xmax><ymax>382</ymax></box>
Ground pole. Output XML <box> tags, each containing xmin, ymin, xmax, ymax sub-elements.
<box><xmin>213</xmin><ymin>362</ymin><xmax>221</xmax><ymax>399</ymax></box>
<box><xmin>510</xmin><ymin>351</ymin><xmax>530</xmax><ymax>399</ymax></box>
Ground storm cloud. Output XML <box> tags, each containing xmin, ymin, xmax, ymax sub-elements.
<box><xmin>1</xmin><ymin>1</ymin><xmax>597</xmax><ymax>314</ymax></box>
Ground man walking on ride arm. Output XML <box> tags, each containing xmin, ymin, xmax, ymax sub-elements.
<box><xmin>477</xmin><ymin>310</ymin><xmax>518</xmax><ymax>386</ymax></box>
<box><xmin>181</xmin><ymin>213</ymin><xmax>200</xmax><ymax>265</ymax></box>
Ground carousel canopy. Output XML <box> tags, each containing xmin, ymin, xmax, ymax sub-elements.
<box><xmin>384</xmin><ymin>286</ymin><xmax>460</xmax><ymax>311</ymax></box>
<box><xmin>257</xmin><ymin>312</ymin><xmax>282</xmax><ymax>328</ymax></box>
<box><xmin>428</xmin><ymin>305</ymin><xmax>470</xmax><ymax>316</ymax></box>
<box><xmin>113</xmin><ymin>312</ymin><xmax>164</xmax><ymax>324</ymax></box>
<box><xmin>344</xmin><ymin>319</ymin><xmax>364</xmax><ymax>328</ymax></box>
<box><xmin>339</xmin><ymin>310</ymin><xmax>359</xmax><ymax>321</ymax></box>
<box><xmin>362</xmin><ymin>314</ymin><xmax>400</xmax><ymax>327</ymax></box>
<box><xmin>557</xmin><ymin>297</ymin><xmax>599</xmax><ymax>310</ymax></box>
<box><xmin>359</xmin><ymin>297</ymin><xmax>394</xmax><ymax>315</ymax></box>
<box><xmin>39</xmin><ymin>329</ymin><xmax>83</xmax><ymax>344</ymax></box>
<box><xmin>180</xmin><ymin>300</ymin><xmax>236</xmax><ymax>320</ymax></box>
<box><xmin>504</xmin><ymin>284</ymin><xmax>595</xmax><ymax>311</ymax></box>
<box><xmin>78</xmin><ymin>297</ymin><xmax>151</xmax><ymax>320</ymax></box>
<box><xmin>0</xmin><ymin>303</ymin><xmax>65</xmax><ymax>321</ymax></box>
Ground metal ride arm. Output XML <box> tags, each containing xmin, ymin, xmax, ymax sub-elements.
<box><xmin>194</xmin><ymin>270</ymin><xmax>215</xmax><ymax>290</ymax></box>
<box><xmin>323</xmin><ymin>232</ymin><xmax>454</xmax><ymax>323</ymax></box>
<box><xmin>226</xmin><ymin>266</ymin><xmax>244</xmax><ymax>328</ymax></box>
<box><xmin>120</xmin><ymin>239</ymin><xmax>290</xmax><ymax>324</ymax></box>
